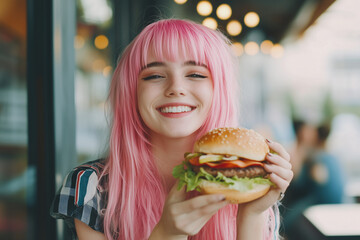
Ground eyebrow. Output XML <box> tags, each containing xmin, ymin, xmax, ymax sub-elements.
<box><xmin>141</xmin><ymin>60</ymin><xmax>208</xmax><ymax>71</ymax></box>
<box><xmin>141</xmin><ymin>61</ymin><xmax>164</xmax><ymax>70</ymax></box>
<box><xmin>183</xmin><ymin>61</ymin><xmax>208</xmax><ymax>68</ymax></box>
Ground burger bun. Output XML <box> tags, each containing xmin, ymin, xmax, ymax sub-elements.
<box><xmin>199</xmin><ymin>180</ymin><xmax>270</xmax><ymax>204</ymax></box>
<box><xmin>194</xmin><ymin>127</ymin><xmax>269</xmax><ymax>161</ymax></box>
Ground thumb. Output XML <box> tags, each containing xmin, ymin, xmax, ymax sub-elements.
<box><xmin>167</xmin><ymin>180</ymin><xmax>187</xmax><ymax>204</ymax></box>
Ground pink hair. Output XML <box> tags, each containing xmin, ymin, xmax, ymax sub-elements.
<box><xmin>102</xmin><ymin>19</ymin><xmax>279</xmax><ymax>240</ymax></box>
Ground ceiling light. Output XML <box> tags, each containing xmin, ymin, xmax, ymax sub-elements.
<box><xmin>202</xmin><ymin>17</ymin><xmax>218</xmax><ymax>30</ymax></box>
<box><xmin>227</xmin><ymin>20</ymin><xmax>242</xmax><ymax>36</ymax></box>
<box><xmin>197</xmin><ymin>1</ymin><xmax>212</xmax><ymax>16</ymax></box>
<box><xmin>244</xmin><ymin>41</ymin><xmax>259</xmax><ymax>55</ymax></box>
<box><xmin>174</xmin><ymin>0</ymin><xmax>187</xmax><ymax>4</ymax></box>
<box><xmin>244</xmin><ymin>12</ymin><xmax>260</xmax><ymax>28</ymax></box>
<box><xmin>216</xmin><ymin>4</ymin><xmax>232</xmax><ymax>20</ymax></box>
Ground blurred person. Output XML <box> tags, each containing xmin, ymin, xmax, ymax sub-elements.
<box><xmin>289</xmin><ymin>120</ymin><xmax>318</xmax><ymax>178</ymax></box>
<box><xmin>309</xmin><ymin>124</ymin><xmax>345</xmax><ymax>203</ymax></box>
<box><xmin>50</xmin><ymin>19</ymin><xmax>293</xmax><ymax>240</ymax></box>
<box><xmin>281</xmin><ymin>121</ymin><xmax>345</xmax><ymax>239</ymax></box>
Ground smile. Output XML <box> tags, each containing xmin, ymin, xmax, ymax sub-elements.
<box><xmin>160</xmin><ymin>106</ymin><xmax>192</xmax><ymax>113</ymax></box>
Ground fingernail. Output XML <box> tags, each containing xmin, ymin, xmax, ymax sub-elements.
<box><xmin>266</xmin><ymin>138</ymin><xmax>271</xmax><ymax>143</ymax></box>
<box><xmin>267</xmin><ymin>152</ymin><xmax>273</xmax><ymax>157</ymax></box>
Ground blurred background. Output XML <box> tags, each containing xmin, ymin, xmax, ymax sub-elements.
<box><xmin>0</xmin><ymin>0</ymin><xmax>359</xmax><ymax>239</ymax></box>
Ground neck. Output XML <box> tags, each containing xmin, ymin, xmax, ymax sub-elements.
<box><xmin>150</xmin><ymin>132</ymin><xmax>196</xmax><ymax>192</ymax></box>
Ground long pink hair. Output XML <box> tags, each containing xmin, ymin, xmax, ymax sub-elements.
<box><xmin>102</xmin><ymin>19</ymin><xmax>279</xmax><ymax>240</ymax></box>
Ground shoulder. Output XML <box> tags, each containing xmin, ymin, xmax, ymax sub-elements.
<box><xmin>51</xmin><ymin>159</ymin><xmax>107</xmax><ymax>234</ymax></box>
<box><xmin>69</xmin><ymin>160</ymin><xmax>105</xmax><ymax>206</ymax></box>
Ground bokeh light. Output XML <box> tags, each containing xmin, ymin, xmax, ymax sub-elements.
<box><xmin>103</xmin><ymin>66</ymin><xmax>113</xmax><ymax>77</ymax></box>
<box><xmin>216</xmin><ymin>4</ymin><xmax>232</xmax><ymax>20</ymax></box>
<box><xmin>174</xmin><ymin>0</ymin><xmax>187</xmax><ymax>4</ymax></box>
<box><xmin>244</xmin><ymin>12</ymin><xmax>260</xmax><ymax>28</ymax></box>
<box><xmin>227</xmin><ymin>20</ymin><xmax>242</xmax><ymax>36</ymax></box>
<box><xmin>232</xmin><ymin>42</ymin><xmax>244</xmax><ymax>56</ymax></box>
<box><xmin>197</xmin><ymin>1</ymin><xmax>213</xmax><ymax>16</ymax></box>
<box><xmin>202</xmin><ymin>17</ymin><xmax>218</xmax><ymax>30</ymax></box>
<box><xmin>270</xmin><ymin>43</ymin><xmax>284</xmax><ymax>58</ymax></box>
<box><xmin>244</xmin><ymin>41</ymin><xmax>259</xmax><ymax>55</ymax></box>
<box><xmin>94</xmin><ymin>35</ymin><xmax>109</xmax><ymax>50</ymax></box>
<box><xmin>260</xmin><ymin>40</ymin><xmax>274</xmax><ymax>54</ymax></box>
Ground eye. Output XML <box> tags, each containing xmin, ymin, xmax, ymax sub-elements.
<box><xmin>142</xmin><ymin>75</ymin><xmax>164</xmax><ymax>81</ymax></box>
<box><xmin>186</xmin><ymin>73</ymin><xmax>207</xmax><ymax>79</ymax></box>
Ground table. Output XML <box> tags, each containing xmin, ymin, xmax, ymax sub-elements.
<box><xmin>301</xmin><ymin>204</ymin><xmax>360</xmax><ymax>240</ymax></box>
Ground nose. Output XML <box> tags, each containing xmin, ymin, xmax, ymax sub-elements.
<box><xmin>164</xmin><ymin>75</ymin><xmax>186</xmax><ymax>97</ymax></box>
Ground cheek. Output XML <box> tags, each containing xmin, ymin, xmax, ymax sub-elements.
<box><xmin>200</xmin><ymin>82</ymin><xmax>214</xmax><ymax>109</ymax></box>
<box><xmin>137</xmin><ymin>85</ymin><xmax>157</xmax><ymax>115</ymax></box>
<box><xmin>137</xmin><ymin>85</ymin><xmax>148</xmax><ymax>116</ymax></box>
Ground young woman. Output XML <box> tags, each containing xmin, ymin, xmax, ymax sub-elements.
<box><xmin>51</xmin><ymin>19</ymin><xmax>293</xmax><ymax>240</ymax></box>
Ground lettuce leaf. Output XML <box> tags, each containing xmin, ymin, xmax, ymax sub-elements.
<box><xmin>172</xmin><ymin>161</ymin><xmax>274</xmax><ymax>192</ymax></box>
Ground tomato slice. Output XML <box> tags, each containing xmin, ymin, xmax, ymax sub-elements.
<box><xmin>189</xmin><ymin>156</ymin><xmax>264</xmax><ymax>169</ymax></box>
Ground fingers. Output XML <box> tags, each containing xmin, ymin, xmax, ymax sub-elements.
<box><xmin>172</xmin><ymin>194</ymin><xmax>226</xmax><ymax>215</ymax></box>
<box><xmin>162</xmin><ymin>192</ymin><xmax>228</xmax><ymax>236</ymax></box>
<box><xmin>266</xmin><ymin>152</ymin><xmax>292</xmax><ymax>170</ymax></box>
<box><xmin>175</xmin><ymin>198</ymin><xmax>228</xmax><ymax>236</ymax></box>
<box><xmin>167</xmin><ymin>181</ymin><xmax>187</xmax><ymax>204</ymax></box>
<box><xmin>265</xmin><ymin>139</ymin><xmax>293</xmax><ymax>193</ymax></box>
<box><xmin>266</xmin><ymin>139</ymin><xmax>290</xmax><ymax>161</ymax></box>
<box><xmin>269</xmin><ymin>173</ymin><xmax>291</xmax><ymax>192</ymax></box>
<box><xmin>186</xmin><ymin>197</ymin><xmax>228</xmax><ymax>218</ymax></box>
<box><xmin>264</xmin><ymin>163</ymin><xmax>293</xmax><ymax>181</ymax></box>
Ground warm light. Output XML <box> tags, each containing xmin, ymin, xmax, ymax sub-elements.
<box><xmin>216</xmin><ymin>4</ymin><xmax>232</xmax><ymax>20</ymax></box>
<box><xmin>174</xmin><ymin>0</ymin><xmax>187</xmax><ymax>4</ymax></box>
<box><xmin>74</xmin><ymin>35</ymin><xmax>85</xmax><ymax>49</ymax></box>
<box><xmin>232</xmin><ymin>42</ymin><xmax>244</xmax><ymax>56</ymax></box>
<box><xmin>202</xmin><ymin>17</ymin><xmax>218</xmax><ymax>30</ymax></box>
<box><xmin>271</xmin><ymin>44</ymin><xmax>284</xmax><ymax>58</ymax></box>
<box><xmin>244</xmin><ymin>41</ymin><xmax>259</xmax><ymax>55</ymax></box>
<box><xmin>103</xmin><ymin>66</ymin><xmax>113</xmax><ymax>77</ymax></box>
<box><xmin>197</xmin><ymin>1</ymin><xmax>212</xmax><ymax>16</ymax></box>
<box><xmin>260</xmin><ymin>40</ymin><xmax>273</xmax><ymax>54</ymax></box>
<box><xmin>92</xmin><ymin>59</ymin><xmax>106</xmax><ymax>72</ymax></box>
<box><xmin>244</xmin><ymin>12</ymin><xmax>260</xmax><ymax>28</ymax></box>
<box><xmin>94</xmin><ymin>35</ymin><xmax>109</xmax><ymax>50</ymax></box>
<box><xmin>227</xmin><ymin>20</ymin><xmax>242</xmax><ymax>36</ymax></box>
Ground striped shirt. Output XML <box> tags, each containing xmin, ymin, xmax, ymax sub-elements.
<box><xmin>50</xmin><ymin>159</ymin><xmax>107</xmax><ymax>239</ymax></box>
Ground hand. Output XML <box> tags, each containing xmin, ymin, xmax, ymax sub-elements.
<box><xmin>238</xmin><ymin>139</ymin><xmax>293</xmax><ymax>214</ymax></box>
<box><xmin>150</xmin><ymin>181</ymin><xmax>228</xmax><ymax>239</ymax></box>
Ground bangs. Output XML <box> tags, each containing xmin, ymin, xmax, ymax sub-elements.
<box><xmin>136</xmin><ymin>20</ymin><xmax>218</xmax><ymax>70</ymax></box>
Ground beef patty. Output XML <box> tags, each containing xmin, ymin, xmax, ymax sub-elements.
<box><xmin>192</xmin><ymin>165</ymin><xmax>268</xmax><ymax>178</ymax></box>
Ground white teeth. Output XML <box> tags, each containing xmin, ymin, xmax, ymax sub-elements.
<box><xmin>160</xmin><ymin>106</ymin><xmax>192</xmax><ymax>113</ymax></box>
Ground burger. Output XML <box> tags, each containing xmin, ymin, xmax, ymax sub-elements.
<box><xmin>172</xmin><ymin>127</ymin><xmax>274</xmax><ymax>204</ymax></box>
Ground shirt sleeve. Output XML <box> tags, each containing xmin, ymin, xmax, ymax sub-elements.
<box><xmin>50</xmin><ymin>167</ymin><xmax>104</xmax><ymax>238</ymax></box>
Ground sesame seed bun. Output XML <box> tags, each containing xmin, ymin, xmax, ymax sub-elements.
<box><xmin>199</xmin><ymin>180</ymin><xmax>271</xmax><ymax>204</ymax></box>
<box><xmin>194</xmin><ymin>127</ymin><xmax>270</xmax><ymax>161</ymax></box>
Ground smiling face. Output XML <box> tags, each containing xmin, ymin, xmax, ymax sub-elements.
<box><xmin>137</xmin><ymin>54</ymin><xmax>214</xmax><ymax>139</ymax></box>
